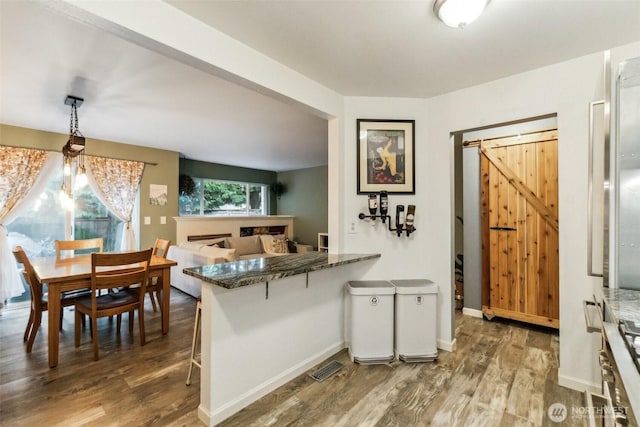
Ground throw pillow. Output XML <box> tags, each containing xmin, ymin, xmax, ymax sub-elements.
<box><xmin>270</xmin><ymin>238</ymin><xmax>289</xmax><ymax>254</ymax></box>
<box><xmin>258</xmin><ymin>234</ymin><xmax>274</xmax><ymax>253</ymax></box>
<box><xmin>205</xmin><ymin>238</ymin><xmax>227</xmax><ymax>248</ymax></box>
<box><xmin>226</xmin><ymin>235</ymin><xmax>262</xmax><ymax>256</ymax></box>
<box><xmin>259</xmin><ymin>234</ymin><xmax>288</xmax><ymax>255</ymax></box>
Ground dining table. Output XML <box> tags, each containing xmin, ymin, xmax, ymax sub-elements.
<box><xmin>30</xmin><ymin>253</ymin><xmax>177</xmax><ymax>368</ymax></box>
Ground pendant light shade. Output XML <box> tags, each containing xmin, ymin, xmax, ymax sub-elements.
<box><xmin>60</xmin><ymin>95</ymin><xmax>87</xmax><ymax>210</ymax></box>
<box><xmin>434</xmin><ymin>0</ymin><xmax>489</xmax><ymax>29</ymax></box>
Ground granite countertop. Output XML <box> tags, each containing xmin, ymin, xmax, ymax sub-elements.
<box><xmin>183</xmin><ymin>252</ymin><xmax>381</xmax><ymax>289</ymax></box>
<box><xmin>600</xmin><ymin>287</ymin><xmax>640</xmax><ymax>324</ymax></box>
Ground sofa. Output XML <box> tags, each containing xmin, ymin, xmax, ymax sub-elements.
<box><xmin>168</xmin><ymin>234</ymin><xmax>298</xmax><ymax>298</ymax></box>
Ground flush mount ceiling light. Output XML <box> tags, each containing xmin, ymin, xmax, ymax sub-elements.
<box><xmin>434</xmin><ymin>0</ymin><xmax>490</xmax><ymax>29</ymax></box>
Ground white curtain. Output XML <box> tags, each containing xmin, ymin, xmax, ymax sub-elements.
<box><xmin>0</xmin><ymin>149</ymin><xmax>59</xmax><ymax>301</ymax></box>
<box><xmin>85</xmin><ymin>156</ymin><xmax>145</xmax><ymax>251</ymax></box>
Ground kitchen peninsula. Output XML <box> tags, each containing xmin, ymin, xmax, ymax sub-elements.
<box><xmin>185</xmin><ymin>252</ymin><xmax>381</xmax><ymax>426</ymax></box>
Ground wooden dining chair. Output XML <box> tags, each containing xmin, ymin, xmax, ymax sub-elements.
<box><xmin>74</xmin><ymin>248</ymin><xmax>153</xmax><ymax>361</ymax></box>
<box><xmin>12</xmin><ymin>246</ymin><xmax>84</xmax><ymax>353</ymax></box>
<box><xmin>55</xmin><ymin>237</ymin><xmax>103</xmax><ymax>258</ymax></box>
<box><xmin>56</xmin><ymin>237</ymin><xmax>105</xmax><ymax>298</ymax></box>
<box><xmin>146</xmin><ymin>238</ymin><xmax>171</xmax><ymax>313</ymax></box>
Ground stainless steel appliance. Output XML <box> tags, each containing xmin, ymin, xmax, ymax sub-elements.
<box><xmin>584</xmin><ymin>54</ymin><xmax>640</xmax><ymax>427</ymax></box>
<box><xmin>620</xmin><ymin>320</ymin><xmax>640</xmax><ymax>375</ymax></box>
<box><xmin>584</xmin><ymin>292</ymin><xmax>639</xmax><ymax>426</ymax></box>
<box><xmin>614</xmin><ymin>56</ymin><xmax>640</xmax><ymax>291</ymax></box>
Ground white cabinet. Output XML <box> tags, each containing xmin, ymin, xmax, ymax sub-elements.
<box><xmin>318</xmin><ymin>233</ymin><xmax>328</xmax><ymax>252</ymax></box>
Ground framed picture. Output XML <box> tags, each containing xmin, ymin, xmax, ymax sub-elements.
<box><xmin>149</xmin><ymin>184</ymin><xmax>168</xmax><ymax>206</ymax></box>
<box><xmin>357</xmin><ymin>119</ymin><xmax>415</xmax><ymax>194</ymax></box>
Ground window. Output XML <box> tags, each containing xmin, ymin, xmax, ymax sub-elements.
<box><xmin>179</xmin><ymin>178</ymin><xmax>267</xmax><ymax>216</ymax></box>
<box><xmin>74</xmin><ymin>184</ymin><xmax>123</xmax><ymax>252</ymax></box>
<box><xmin>7</xmin><ymin>168</ymin><xmax>123</xmax><ymax>257</ymax></box>
<box><xmin>7</xmin><ymin>169</ymin><xmax>66</xmax><ymax>257</ymax></box>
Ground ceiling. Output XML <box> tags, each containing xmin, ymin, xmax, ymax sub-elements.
<box><xmin>1</xmin><ymin>1</ymin><xmax>639</xmax><ymax>172</ymax></box>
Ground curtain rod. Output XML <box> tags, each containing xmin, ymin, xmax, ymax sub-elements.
<box><xmin>0</xmin><ymin>144</ymin><xmax>158</xmax><ymax>166</ymax></box>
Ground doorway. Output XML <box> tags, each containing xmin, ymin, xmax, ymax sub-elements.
<box><xmin>454</xmin><ymin>115</ymin><xmax>559</xmax><ymax>328</ymax></box>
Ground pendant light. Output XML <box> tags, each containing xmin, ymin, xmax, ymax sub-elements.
<box><xmin>60</xmin><ymin>95</ymin><xmax>87</xmax><ymax>210</ymax></box>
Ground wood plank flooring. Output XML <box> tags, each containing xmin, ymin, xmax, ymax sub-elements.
<box><xmin>0</xmin><ymin>289</ymin><xmax>584</xmax><ymax>426</ymax></box>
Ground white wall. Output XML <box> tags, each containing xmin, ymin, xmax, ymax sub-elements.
<box><xmin>340</xmin><ymin>97</ymin><xmax>457</xmax><ymax>349</ymax></box>
<box><xmin>425</xmin><ymin>48</ymin><xmax>634</xmax><ymax>391</ymax></box>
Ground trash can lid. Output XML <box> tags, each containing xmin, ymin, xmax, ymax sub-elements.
<box><xmin>390</xmin><ymin>279</ymin><xmax>438</xmax><ymax>295</ymax></box>
<box><xmin>347</xmin><ymin>280</ymin><xmax>395</xmax><ymax>295</ymax></box>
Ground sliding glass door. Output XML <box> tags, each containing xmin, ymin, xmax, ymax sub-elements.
<box><xmin>6</xmin><ymin>168</ymin><xmax>122</xmax><ymax>303</ymax></box>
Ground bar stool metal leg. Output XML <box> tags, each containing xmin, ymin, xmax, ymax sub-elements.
<box><xmin>186</xmin><ymin>297</ymin><xmax>202</xmax><ymax>386</ymax></box>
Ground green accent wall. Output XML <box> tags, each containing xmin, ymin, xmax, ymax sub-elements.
<box><xmin>276</xmin><ymin>165</ymin><xmax>328</xmax><ymax>248</ymax></box>
<box><xmin>1</xmin><ymin>124</ymin><xmax>180</xmax><ymax>250</ymax></box>
<box><xmin>179</xmin><ymin>158</ymin><xmax>278</xmax><ymax>214</ymax></box>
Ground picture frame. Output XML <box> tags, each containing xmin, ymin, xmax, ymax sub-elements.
<box><xmin>357</xmin><ymin>119</ymin><xmax>415</xmax><ymax>194</ymax></box>
<box><xmin>149</xmin><ymin>184</ymin><xmax>168</xmax><ymax>206</ymax></box>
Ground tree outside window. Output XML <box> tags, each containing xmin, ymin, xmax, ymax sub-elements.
<box><xmin>178</xmin><ymin>178</ymin><xmax>266</xmax><ymax>216</ymax></box>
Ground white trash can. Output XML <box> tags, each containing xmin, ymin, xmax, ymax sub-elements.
<box><xmin>347</xmin><ymin>280</ymin><xmax>395</xmax><ymax>364</ymax></box>
<box><xmin>391</xmin><ymin>279</ymin><xmax>438</xmax><ymax>362</ymax></box>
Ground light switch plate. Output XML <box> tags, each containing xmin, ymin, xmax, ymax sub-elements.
<box><xmin>144</xmin><ymin>216</ymin><xmax>151</xmax><ymax>225</ymax></box>
<box><xmin>160</xmin><ymin>216</ymin><xmax>166</xmax><ymax>225</ymax></box>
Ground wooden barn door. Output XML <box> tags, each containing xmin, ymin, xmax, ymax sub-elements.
<box><xmin>480</xmin><ymin>129</ymin><xmax>559</xmax><ymax>329</ymax></box>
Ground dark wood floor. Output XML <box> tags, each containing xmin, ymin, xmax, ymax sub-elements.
<box><xmin>0</xmin><ymin>288</ymin><xmax>202</xmax><ymax>426</ymax></box>
<box><xmin>0</xmin><ymin>289</ymin><xmax>583</xmax><ymax>426</ymax></box>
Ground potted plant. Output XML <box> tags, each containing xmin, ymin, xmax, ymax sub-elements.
<box><xmin>179</xmin><ymin>174</ymin><xmax>195</xmax><ymax>196</ymax></box>
<box><xmin>271</xmin><ymin>181</ymin><xmax>287</xmax><ymax>199</ymax></box>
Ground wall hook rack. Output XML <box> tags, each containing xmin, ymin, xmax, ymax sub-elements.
<box><xmin>359</xmin><ymin>192</ymin><xmax>416</xmax><ymax>237</ymax></box>
<box><xmin>358</xmin><ymin>212</ymin><xmax>387</xmax><ymax>222</ymax></box>
<box><xmin>358</xmin><ymin>213</ymin><xmax>417</xmax><ymax>237</ymax></box>
<box><xmin>390</xmin><ymin>220</ymin><xmax>417</xmax><ymax>237</ymax></box>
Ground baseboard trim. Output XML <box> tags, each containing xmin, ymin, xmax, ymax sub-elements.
<box><xmin>558</xmin><ymin>372</ymin><xmax>600</xmax><ymax>393</ymax></box>
<box><xmin>437</xmin><ymin>338</ymin><xmax>456</xmax><ymax>352</ymax></box>
<box><xmin>462</xmin><ymin>307</ymin><xmax>483</xmax><ymax>318</ymax></box>
<box><xmin>202</xmin><ymin>341</ymin><xmax>344</xmax><ymax>426</ymax></box>
<box><xmin>197</xmin><ymin>405</ymin><xmax>212</xmax><ymax>427</ymax></box>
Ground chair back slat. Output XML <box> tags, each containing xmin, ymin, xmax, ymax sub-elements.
<box><xmin>56</xmin><ymin>238</ymin><xmax>104</xmax><ymax>258</ymax></box>
<box><xmin>92</xmin><ymin>268</ymin><xmax>149</xmax><ymax>290</ymax></box>
<box><xmin>152</xmin><ymin>238</ymin><xmax>171</xmax><ymax>259</ymax></box>
<box><xmin>90</xmin><ymin>249</ymin><xmax>152</xmax><ymax>293</ymax></box>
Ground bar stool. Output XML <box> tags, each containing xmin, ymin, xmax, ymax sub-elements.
<box><xmin>186</xmin><ymin>297</ymin><xmax>202</xmax><ymax>386</ymax></box>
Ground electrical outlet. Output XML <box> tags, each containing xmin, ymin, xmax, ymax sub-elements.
<box><xmin>160</xmin><ymin>216</ymin><xmax>166</xmax><ymax>225</ymax></box>
<box><xmin>144</xmin><ymin>216</ymin><xmax>151</xmax><ymax>225</ymax></box>
<box><xmin>348</xmin><ymin>221</ymin><xmax>358</xmax><ymax>234</ymax></box>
